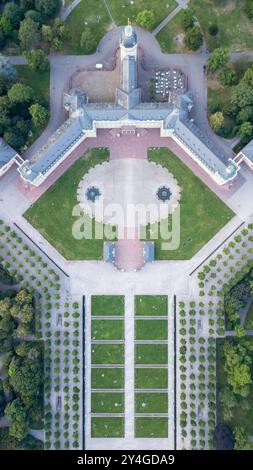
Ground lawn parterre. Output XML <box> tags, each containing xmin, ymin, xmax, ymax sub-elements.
<box><xmin>148</xmin><ymin>148</ymin><xmax>234</xmax><ymax>260</ymax></box>
<box><xmin>91</xmin><ymin>392</ymin><xmax>124</xmax><ymax>413</ymax></box>
<box><xmin>135</xmin><ymin>392</ymin><xmax>168</xmax><ymax>413</ymax></box>
<box><xmin>135</xmin><ymin>320</ymin><xmax>168</xmax><ymax>340</ymax></box>
<box><xmin>91</xmin><ymin>368</ymin><xmax>124</xmax><ymax>389</ymax></box>
<box><xmin>135</xmin><ymin>344</ymin><xmax>168</xmax><ymax>364</ymax></box>
<box><xmin>135</xmin><ymin>295</ymin><xmax>168</xmax><ymax>316</ymax></box>
<box><xmin>91</xmin><ymin>344</ymin><xmax>124</xmax><ymax>365</ymax></box>
<box><xmin>24</xmin><ymin>149</ymin><xmax>109</xmax><ymax>260</ymax></box>
<box><xmin>135</xmin><ymin>368</ymin><xmax>168</xmax><ymax>389</ymax></box>
<box><xmin>245</xmin><ymin>302</ymin><xmax>253</xmax><ymax>329</ymax></box>
<box><xmin>91</xmin><ymin>417</ymin><xmax>124</xmax><ymax>438</ymax></box>
<box><xmin>91</xmin><ymin>320</ymin><xmax>124</xmax><ymax>340</ymax></box>
<box><xmin>91</xmin><ymin>295</ymin><xmax>125</xmax><ymax>316</ymax></box>
<box><xmin>135</xmin><ymin>417</ymin><xmax>168</xmax><ymax>438</ymax></box>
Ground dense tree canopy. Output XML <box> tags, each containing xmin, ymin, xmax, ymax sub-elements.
<box><xmin>135</xmin><ymin>9</ymin><xmax>155</xmax><ymax>30</ymax></box>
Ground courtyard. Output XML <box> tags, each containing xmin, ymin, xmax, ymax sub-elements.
<box><xmin>24</xmin><ymin>137</ymin><xmax>233</xmax><ymax>263</ymax></box>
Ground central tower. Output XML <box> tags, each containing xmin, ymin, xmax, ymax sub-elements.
<box><xmin>120</xmin><ymin>19</ymin><xmax>138</xmax><ymax>61</ymax></box>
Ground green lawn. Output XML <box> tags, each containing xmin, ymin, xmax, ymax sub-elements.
<box><xmin>135</xmin><ymin>417</ymin><xmax>168</xmax><ymax>438</ymax></box>
<box><xmin>91</xmin><ymin>295</ymin><xmax>125</xmax><ymax>316</ymax></box>
<box><xmin>135</xmin><ymin>320</ymin><xmax>168</xmax><ymax>340</ymax></box>
<box><xmin>147</xmin><ymin>148</ymin><xmax>234</xmax><ymax>260</ymax></box>
<box><xmin>135</xmin><ymin>368</ymin><xmax>168</xmax><ymax>389</ymax></box>
<box><xmin>156</xmin><ymin>9</ymin><xmax>186</xmax><ymax>53</ymax></box>
<box><xmin>16</xmin><ymin>65</ymin><xmax>50</xmax><ymax>143</ymax></box>
<box><xmin>135</xmin><ymin>295</ymin><xmax>168</xmax><ymax>316</ymax></box>
<box><xmin>91</xmin><ymin>320</ymin><xmax>124</xmax><ymax>340</ymax></box>
<box><xmin>64</xmin><ymin>0</ymin><xmax>177</xmax><ymax>54</ymax></box>
<box><xmin>108</xmin><ymin>0</ymin><xmax>177</xmax><ymax>29</ymax></box>
<box><xmin>245</xmin><ymin>302</ymin><xmax>253</xmax><ymax>330</ymax></box>
<box><xmin>91</xmin><ymin>344</ymin><xmax>124</xmax><ymax>365</ymax></box>
<box><xmin>91</xmin><ymin>392</ymin><xmax>124</xmax><ymax>413</ymax></box>
<box><xmin>64</xmin><ymin>0</ymin><xmax>111</xmax><ymax>54</ymax></box>
<box><xmin>135</xmin><ymin>344</ymin><xmax>168</xmax><ymax>364</ymax></box>
<box><xmin>91</xmin><ymin>417</ymin><xmax>124</xmax><ymax>438</ymax></box>
<box><xmin>135</xmin><ymin>392</ymin><xmax>168</xmax><ymax>413</ymax></box>
<box><xmin>91</xmin><ymin>368</ymin><xmax>124</xmax><ymax>389</ymax></box>
<box><xmin>191</xmin><ymin>0</ymin><xmax>253</xmax><ymax>52</ymax></box>
<box><xmin>217</xmin><ymin>337</ymin><xmax>253</xmax><ymax>436</ymax></box>
<box><xmin>24</xmin><ymin>149</ymin><xmax>109</xmax><ymax>260</ymax></box>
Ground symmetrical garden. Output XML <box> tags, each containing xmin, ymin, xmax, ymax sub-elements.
<box><xmin>90</xmin><ymin>295</ymin><xmax>125</xmax><ymax>438</ymax></box>
<box><xmin>135</xmin><ymin>295</ymin><xmax>169</xmax><ymax>438</ymax></box>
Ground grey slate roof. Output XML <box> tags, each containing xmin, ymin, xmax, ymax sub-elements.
<box><xmin>0</xmin><ymin>137</ymin><xmax>17</xmax><ymax>169</ymax></box>
<box><xmin>19</xmin><ymin>25</ymin><xmax>239</xmax><ymax>186</ymax></box>
<box><xmin>241</xmin><ymin>139</ymin><xmax>253</xmax><ymax>162</ymax></box>
<box><xmin>121</xmin><ymin>25</ymin><xmax>137</xmax><ymax>48</ymax></box>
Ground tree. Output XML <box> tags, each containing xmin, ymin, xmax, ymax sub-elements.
<box><xmin>209</xmin><ymin>111</ymin><xmax>224</xmax><ymax>132</ymax></box>
<box><xmin>208</xmin><ymin>47</ymin><xmax>229</xmax><ymax>73</ymax></box>
<box><xmin>183</xmin><ymin>26</ymin><xmax>203</xmax><ymax>51</ymax></box>
<box><xmin>18</xmin><ymin>17</ymin><xmax>40</xmax><ymax>50</ymax></box>
<box><xmin>214</xmin><ymin>423</ymin><xmax>235</xmax><ymax>450</ymax></box>
<box><xmin>5</xmin><ymin>398</ymin><xmax>28</xmax><ymax>423</ymax></box>
<box><xmin>8</xmin><ymin>83</ymin><xmax>34</xmax><ymax>104</ymax></box>
<box><xmin>219</xmin><ymin>68</ymin><xmax>237</xmax><ymax>86</ymax></box>
<box><xmin>234</xmin><ymin>426</ymin><xmax>249</xmax><ymax>450</ymax></box>
<box><xmin>245</xmin><ymin>0</ymin><xmax>253</xmax><ymax>20</ymax></box>
<box><xmin>208</xmin><ymin>24</ymin><xmax>219</xmax><ymax>36</ymax></box>
<box><xmin>41</xmin><ymin>24</ymin><xmax>53</xmax><ymax>43</ymax></box>
<box><xmin>243</xmin><ymin>67</ymin><xmax>253</xmax><ymax>87</ymax></box>
<box><xmin>29</xmin><ymin>103</ymin><xmax>49</xmax><ymax>127</ymax></box>
<box><xmin>34</xmin><ymin>0</ymin><xmax>61</xmax><ymax>18</ymax></box>
<box><xmin>236</xmin><ymin>106</ymin><xmax>253</xmax><ymax>124</ymax></box>
<box><xmin>3</xmin><ymin>2</ymin><xmax>24</xmax><ymax>28</ymax></box>
<box><xmin>24</xmin><ymin>49</ymin><xmax>49</xmax><ymax>71</ymax></box>
<box><xmin>239</xmin><ymin>121</ymin><xmax>253</xmax><ymax>139</ymax></box>
<box><xmin>135</xmin><ymin>9</ymin><xmax>155</xmax><ymax>30</ymax></box>
<box><xmin>9</xmin><ymin>420</ymin><xmax>28</xmax><ymax>440</ymax></box>
<box><xmin>182</xmin><ymin>7</ymin><xmax>195</xmax><ymax>30</ymax></box>
<box><xmin>80</xmin><ymin>28</ymin><xmax>96</xmax><ymax>54</ymax></box>
<box><xmin>8</xmin><ymin>356</ymin><xmax>43</xmax><ymax>403</ymax></box>
<box><xmin>230</xmin><ymin>81</ymin><xmax>253</xmax><ymax>110</ymax></box>
<box><xmin>25</xmin><ymin>9</ymin><xmax>43</xmax><ymax>25</ymax></box>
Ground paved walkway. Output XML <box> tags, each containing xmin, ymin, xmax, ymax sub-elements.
<box><xmin>60</xmin><ymin>0</ymin><xmax>82</xmax><ymax>21</ymax></box>
<box><xmin>152</xmin><ymin>0</ymin><xmax>189</xmax><ymax>36</ymax></box>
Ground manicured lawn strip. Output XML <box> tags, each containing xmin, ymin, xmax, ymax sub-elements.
<box><xmin>64</xmin><ymin>0</ymin><xmax>111</xmax><ymax>54</ymax></box>
<box><xmin>91</xmin><ymin>368</ymin><xmax>124</xmax><ymax>389</ymax></box>
<box><xmin>135</xmin><ymin>295</ymin><xmax>168</xmax><ymax>316</ymax></box>
<box><xmin>135</xmin><ymin>392</ymin><xmax>168</xmax><ymax>413</ymax></box>
<box><xmin>91</xmin><ymin>392</ymin><xmax>124</xmax><ymax>413</ymax></box>
<box><xmin>135</xmin><ymin>368</ymin><xmax>168</xmax><ymax>389</ymax></box>
<box><xmin>108</xmin><ymin>0</ymin><xmax>177</xmax><ymax>29</ymax></box>
<box><xmin>91</xmin><ymin>344</ymin><xmax>124</xmax><ymax>365</ymax></box>
<box><xmin>91</xmin><ymin>320</ymin><xmax>124</xmax><ymax>340</ymax></box>
<box><xmin>245</xmin><ymin>302</ymin><xmax>253</xmax><ymax>330</ymax></box>
<box><xmin>135</xmin><ymin>417</ymin><xmax>168</xmax><ymax>438</ymax></box>
<box><xmin>135</xmin><ymin>320</ymin><xmax>167</xmax><ymax>340</ymax></box>
<box><xmin>24</xmin><ymin>149</ymin><xmax>109</xmax><ymax>260</ymax></box>
<box><xmin>91</xmin><ymin>295</ymin><xmax>125</xmax><ymax>316</ymax></box>
<box><xmin>91</xmin><ymin>417</ymin><xmax>124</xmax><ymax>438</ymax></box>
<box><xmin>148</xmin><ymin>148</ymin><xmax>234</xmax><ymax>260</ymax></box>
<box><xmin>217</xmin><ymin>337</ymin><xmax>253</xmax><ymax>435</ymax></box>
<box><xmin>135</xmin><ymin>344</ymin><xmax>168</xmax><ymax>364</ymax></box>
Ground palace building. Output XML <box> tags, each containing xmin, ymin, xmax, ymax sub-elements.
<box><xmin>14</xmin><ymin>23</ymin><xmax>240</xmax><ymax>187</ymax></box>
